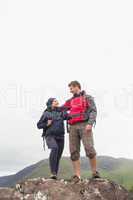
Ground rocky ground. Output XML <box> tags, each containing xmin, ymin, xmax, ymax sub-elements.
<box><xmin>0</xmin><ymin>177</ymin><xmax>130</xmax><ymax>200</ymax></box>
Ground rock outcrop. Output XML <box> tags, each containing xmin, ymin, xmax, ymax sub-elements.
<box><xmin>0</xmin><ymin>177</ymin><xmax>129</xmax><ymax>200</ymax></box>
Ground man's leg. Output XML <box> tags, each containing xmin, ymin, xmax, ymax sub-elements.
<box><xmin>81</xmin><ymin>125</ymin><xmax>100</xmax><ymax>177</ymax></box>
<box><xmin>89</xmin><ymin>155</ymin><xmax>100</xmax><ymax>178</ymax></box>
<box><xmin>72</xmin><ymin>159</ymin><xmax>81</xmax><ymax>178</ymax></box>
<box><xmin>89</xmin><ymin>155</ymin><xmax>97</xmax><ymax>174</ymax></box>
<box><xmin>69</xmin><ymin>125</ymin><xmax>81</xmax><ymax>179</ymax></box>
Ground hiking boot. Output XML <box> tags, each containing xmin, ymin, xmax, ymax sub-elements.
<box><xmin>92</xmin><ymin>171</ymin><xmax>101</xmax><ymax>179</ymax></box>
<box><xmin>50</xmin><ymin>174</ymin><xmax>57</xmax><ymax>180</ymax></box>
<box><xmin>70</xmin><ymin>175</ymin><xmax>81</xmax><ymax>183</ymax></box>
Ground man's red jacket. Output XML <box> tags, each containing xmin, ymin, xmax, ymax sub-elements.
<box><xmin>62</xmin><ymin>90</ymin><xmax>97</xmax><ymax>126</ymax></box>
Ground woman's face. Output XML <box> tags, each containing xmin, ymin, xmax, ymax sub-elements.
<box><xmin>52</xmin><ymin>99</ymin><xmax>59</xmax><ymax>108</ymax></box>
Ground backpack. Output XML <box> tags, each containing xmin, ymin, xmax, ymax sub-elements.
<box><xmin>37</xmin><ymin>110</ymin><xmax>48</xmax><ymax>137</ymax></box>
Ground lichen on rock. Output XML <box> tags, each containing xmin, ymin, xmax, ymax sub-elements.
<box><xmin>0</xmin><ymin>177</ymin><xmax>129</xmax><ymax>200</ymax></box>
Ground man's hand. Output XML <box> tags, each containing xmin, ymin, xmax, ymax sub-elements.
<box><xmin>85</xmin><ymin>124</ymin><xmax>92</xmax><ymax>134</ymax></box>
<box><xmin>47</xmin><ymin>120</ymin><xmax>52</xmax><ymax>127</ymax></box>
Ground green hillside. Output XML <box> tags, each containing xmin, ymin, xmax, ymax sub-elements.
<box><xmin>24</xmin><ymin>156</ymin><xmax>133</xmax><ymax>190</ymax></box>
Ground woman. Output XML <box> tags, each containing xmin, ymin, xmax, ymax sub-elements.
<box><xmin>37</xmin><ymin>98</ymin><xmax>70</xmax><ymax>180</ymax></box>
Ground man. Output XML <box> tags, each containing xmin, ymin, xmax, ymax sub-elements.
<box><xmin>62</xmin><ymin>81</ymin><xmax>100</xmax><ymax>183</ymax></box>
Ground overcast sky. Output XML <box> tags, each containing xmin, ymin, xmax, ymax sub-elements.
<box><xmin>0</xmin><ymin>0</ymin><xmax>133</xmax><ymax>176</ymax></box>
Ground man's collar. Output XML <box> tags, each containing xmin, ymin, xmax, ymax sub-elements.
<box><xmin>73</xmin><ymin>90</ymin><xmax>86</xmax><ymax>97</ymax></box>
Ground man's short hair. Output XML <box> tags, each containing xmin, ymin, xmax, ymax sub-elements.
<box><xmin>68</xmin><ymin>81</ymin><xmax>81</xmax><ymax>89</ymax></box>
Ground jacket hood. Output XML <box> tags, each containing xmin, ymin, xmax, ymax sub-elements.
<box><xmin>46</xmin><ymin>98</ymin><xmax>56</xmax><ymax>109</ymax></box>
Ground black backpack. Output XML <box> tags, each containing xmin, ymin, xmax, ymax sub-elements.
<box><xmin>37</xmin><ymin>110</ymin><xmax>48</xmax><ymax>138</ymax></box>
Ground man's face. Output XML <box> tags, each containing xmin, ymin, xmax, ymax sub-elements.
<box><xmin>69</xmin><ymin>86</ymin><xmax>81</xmax><ymax>94</ymax></box>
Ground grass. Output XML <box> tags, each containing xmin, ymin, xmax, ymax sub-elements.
<box><xmin>23</xmin><ymin>157</ymin><xmax>133</xmax><ymax>190</ymax></box>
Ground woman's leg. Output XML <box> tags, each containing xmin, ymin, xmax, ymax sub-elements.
<box><xmin>45</xmin><ymin>136</ymin><xmax>59</xmax><ymax>175</ymax></box>
<box><xmin>55</xmin><ymin>137</ymin><xmax>64</xmax><ymax>175</ymax></box>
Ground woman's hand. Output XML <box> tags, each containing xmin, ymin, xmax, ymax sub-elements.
<box><xmin>47</xmin><ymin>120</ymin><xmax>52</xmax><ymax>127</ymax></box>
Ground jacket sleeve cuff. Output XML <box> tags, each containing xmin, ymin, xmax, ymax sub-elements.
<box><xmin>88</xmin><ymin>120</ymin><xmax>96</xmax><ymax>127</ymax></box>
<box><xmin>88</xmin><ymin>121</ymin><xmax>93</xmax><ymax>125</ymax></box>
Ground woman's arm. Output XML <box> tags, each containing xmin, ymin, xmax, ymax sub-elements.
<box><xmin>62</xmin><ymin>111</ymin><xmax>72</xmax><ymax>120</ymax></box>
<box><xmin>60</xmin><ymin>99</ymin><xmax>71</xmax><ymax>111</ymax></box>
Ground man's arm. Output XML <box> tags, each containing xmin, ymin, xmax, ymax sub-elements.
<box><xmin>86</xmin><ymin>95</ymin><xmax>97</xmax><ymax>127</ymax></box>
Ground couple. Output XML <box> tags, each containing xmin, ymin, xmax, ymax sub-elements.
<box><xmin>37</xmin><ymin>81</ymin><xmax>100</xmax><ymax>183</ymax></box>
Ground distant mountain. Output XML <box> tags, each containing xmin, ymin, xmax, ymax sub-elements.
<box><xmin>0</xmin><ymin>156</ymin><xmax>133</xmax><ymax>190</ymax></box>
